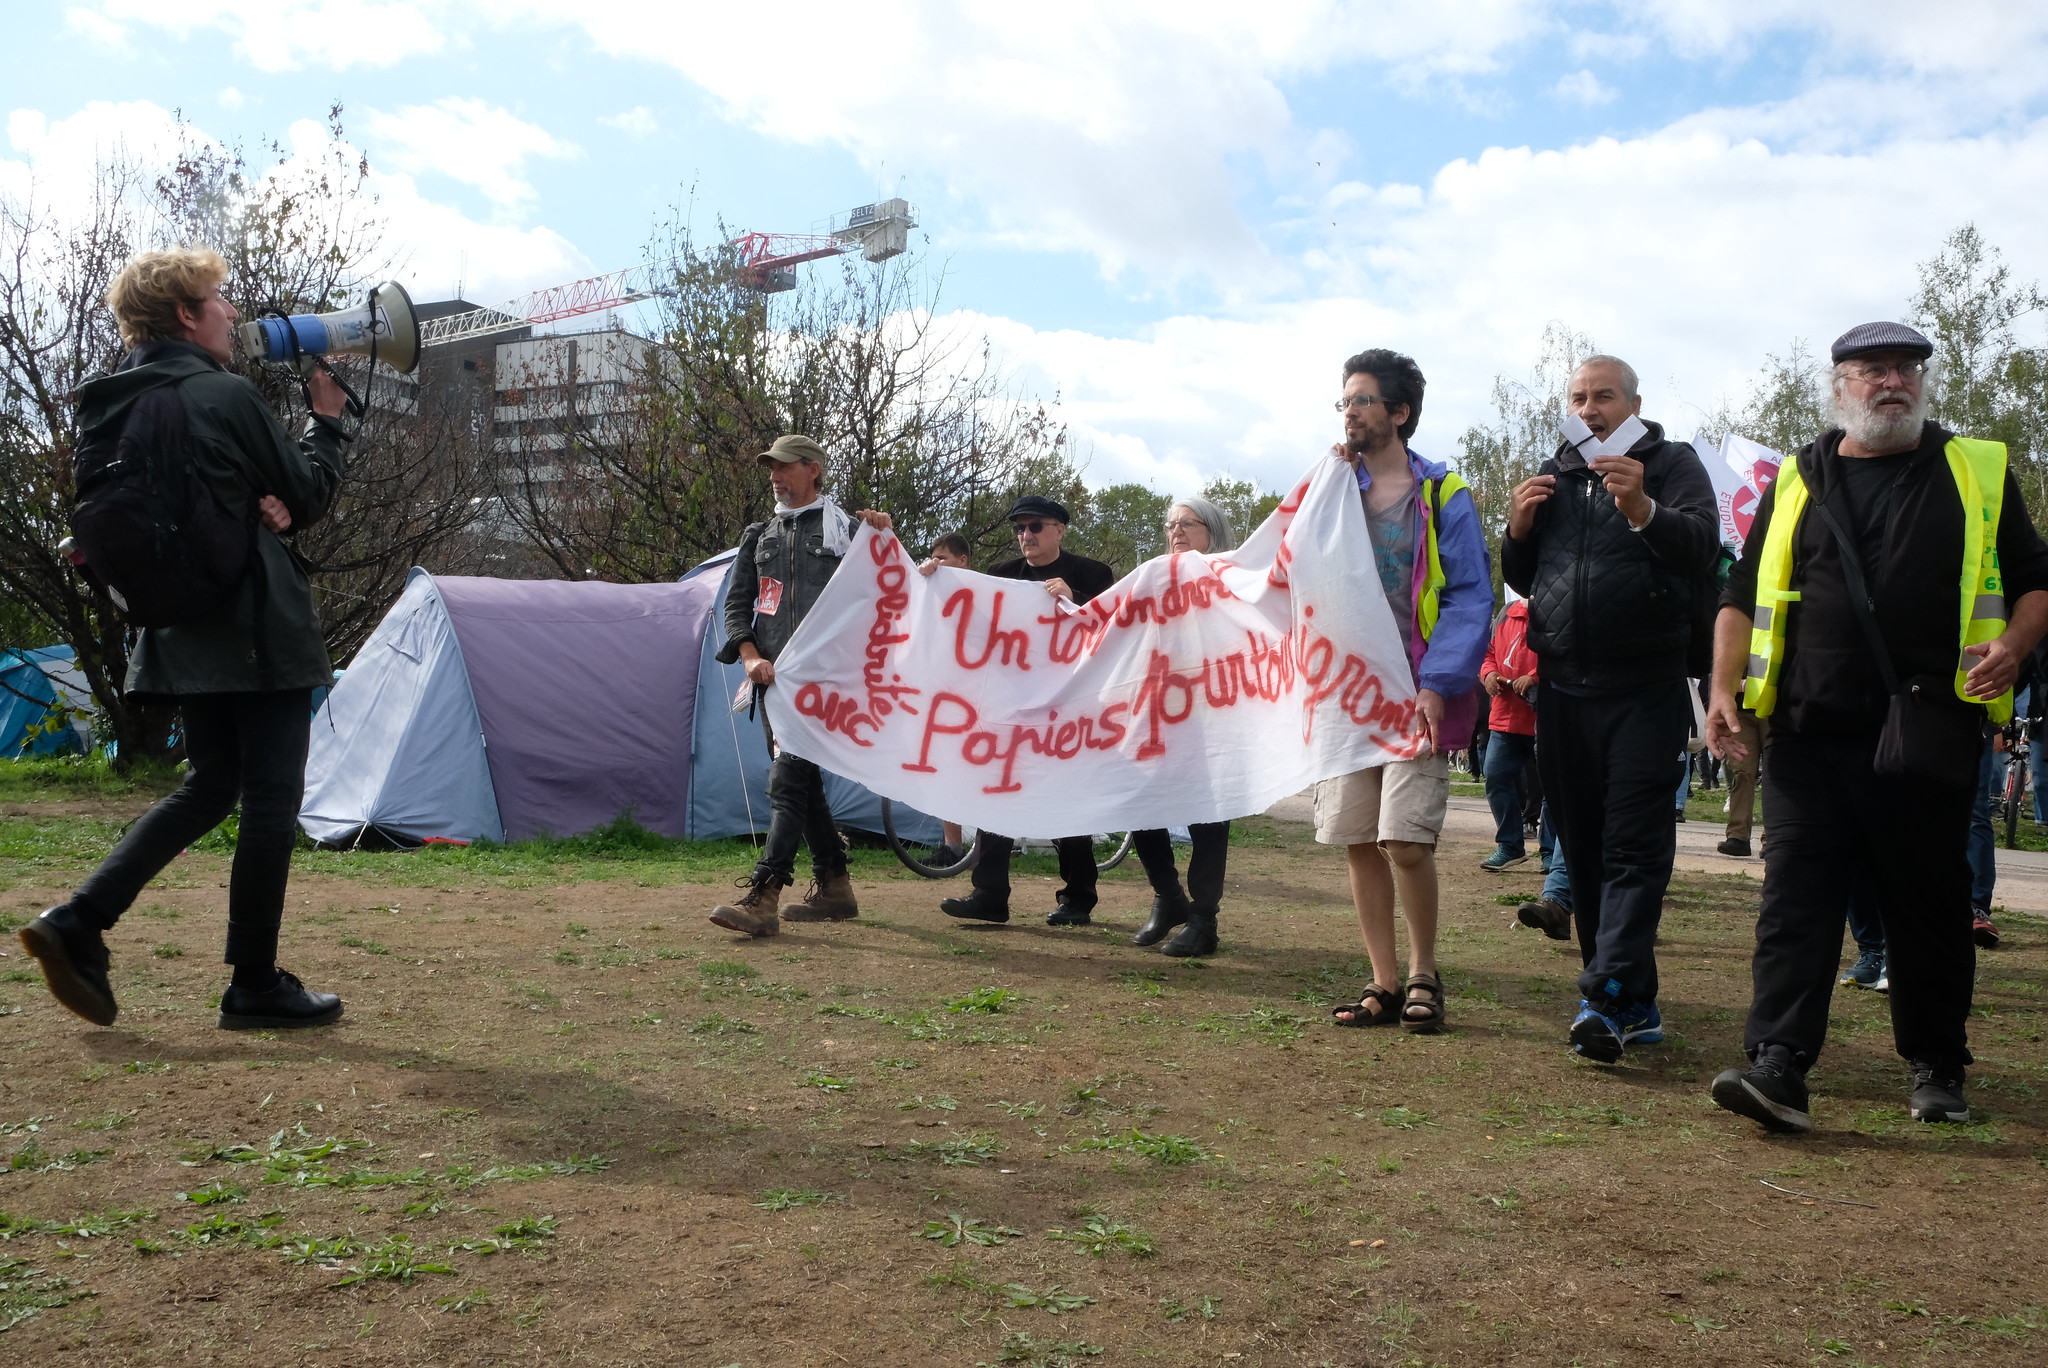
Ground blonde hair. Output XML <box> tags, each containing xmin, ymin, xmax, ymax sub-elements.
<box><xmin>107</xmin><ymin>247</ymin><xmax>230</xmax><ymax>347</ymax></box>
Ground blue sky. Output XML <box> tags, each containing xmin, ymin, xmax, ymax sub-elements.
<box><xmin>8</xmin><ymin>3</ymin><xmax>2047</xmax><ymax>495</ymax></box>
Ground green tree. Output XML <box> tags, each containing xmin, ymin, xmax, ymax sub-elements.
<box><xmin>1454</xmin><ymin>321</ymin><xmax>1596</xmax><ymax>582</ymax></box>
<box><xmin>1197</xmin><ymin>475</ymin><xmax>1281</xmax><ymax>547</ymax></box>
<box><xmin>1733</xmin><ymin>341</ymin><xmax>1830</xmax><ymax>456</ymax></box>
<box><xmin>1069</xmin><ymin>482</ymin><xmax>1168</xmax><ymax>574</ymax></box>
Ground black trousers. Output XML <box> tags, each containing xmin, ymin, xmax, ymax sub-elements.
<box><xmin>1535</xmin><ymin>679</ymin><xmax>1690</xmax><ymax>1009</ymax></box>
<box><xmin>1131</xmin><ymin>822</ymin><xmax>1230</xmax><ymax>908</ymax></box>
<box><xmin>73</xmin><ymin>689</ymin><xmax>311</xmax><ymax>966</ymax></box>
<box><xmin>755</xmin><ymin>723</ymin><xmax>843</xmax><ymax>885</ymax></box>
<box><xmin>971</xmin><ymin>833</ymin><xmax>1098</xmax><ymax>908</ymax></box>
<box><xmin>1744</xmin><ymin>729</ymin><xmax>1976</xmax><ymax>1070</ymax></box>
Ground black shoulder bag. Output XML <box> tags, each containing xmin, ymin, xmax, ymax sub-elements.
<box><xmin>1807</xmin><ymin>494</ymin><xmax>1984</xmax><ymax>788</ymax></box>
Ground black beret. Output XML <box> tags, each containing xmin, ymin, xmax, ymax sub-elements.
<box><xmin>1831</xmin><ymin>321</ymin><xmax>1934</xmax><ymax>364</ymax></box>
<box><xmin>1006</xmin><ymin>494</ymin><xmax>1071</xmax><ymax>524</ymax></box>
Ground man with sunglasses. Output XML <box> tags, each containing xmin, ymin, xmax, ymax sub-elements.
<box><xmin>939</xmin><ymin>494</ymin><xmax>1114</xmax><ymax>926</ymax></box>
<box><xmin>1705</xmin><ymin>322</ymin><xmax>2048</xmax><ymax>1133</ymax></box>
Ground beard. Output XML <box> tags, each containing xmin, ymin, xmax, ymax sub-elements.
<box><xmin>1345</xmin><ymin>409</ymin><xmax>1394</xmax><ymax>454</ymax></box>
<box><xmin>1835</xmin><ymin>384</ymin><xmax>1926</xmax><ymax>452</ymax></box>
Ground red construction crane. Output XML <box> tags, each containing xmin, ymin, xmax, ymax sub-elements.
<box><xmin>728</xmin><ymin>231</ymin><xmax>855</xmax><ymax>294</ymax></box>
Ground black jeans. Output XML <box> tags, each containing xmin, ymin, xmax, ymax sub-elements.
<box><xmin>756</xmin><ymin>722</ymin><xmax>843</xmax><ymax>885</ymax></box>
<box><xmin>1744</xmin><ymin>729</ymin><xmax>1976</xmax><ymax>1070</ymax></box>
<box><xmin>1132</xmin><ymin>821</ymin><xmax>1230</xmax><ymax>908</ymax></box>
<box><xmin>1535</xmin><ymin>679</ymin><xmax>1690</xmax><ymax>1010</ymax></box>
<box><xmin>971</xmin><ymin>833</ymin><xmax>1098</xmax><ymax>909</ymax></box>
<box><xmin>73</xmin><ymin>689</ymin><xmax>311</xmax><ymax>966</ymax></box>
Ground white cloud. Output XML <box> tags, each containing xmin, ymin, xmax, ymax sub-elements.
<box><xmin>218</xmin><ymin>86</ymin><xmax>246</xmax><ymax>110</ymax></box>
<box><xmin>362</xmin><ymin>98</ymin><xmax>580</xmax><ymax>217</ymax></box>
<box><xmin>599</xmin><ymin>106</ymin><xmax>657</xmax><ymax>137</ymax></box>
<box><xmin>1552</xmin><ymin>69</ymin><xmax>1616</xmax><ymax>105</ymax></box>
<box><xmin>73</xmin><ymin>0</ymin><xmax>447</xmax><ymax>70</ymax></box>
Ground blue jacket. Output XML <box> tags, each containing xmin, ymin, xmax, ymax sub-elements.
<box><xmin>1355</xmin><ymin>449</ymin><xmax>1494</xmax><ymax>740</ymax></box>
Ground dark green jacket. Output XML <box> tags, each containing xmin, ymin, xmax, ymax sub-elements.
<box><xmin>72</xmin><ymin>341</ymin><xmax>349</xmax><ymax>696</ymax></box>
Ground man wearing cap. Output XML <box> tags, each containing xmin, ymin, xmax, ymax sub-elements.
<box><xmin>709</xmin><ymin>435</ymin><xmax>895</xmax><ymax>937</ymax></box>
<box><xmin>935</xmin><ymin>494</ymin><xmax>1114</xmax><ymax>926</ymax></box>
<box><xmin>1705</xmin><ymin>322</ymin><xmax>2048</xmax><ymax>1133</ymax></box>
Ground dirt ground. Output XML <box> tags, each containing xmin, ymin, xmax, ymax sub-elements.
<box><xmin>1</xmin><ymin>799</ymin><xmax>2044</xmax><ymax>1367</ymax></box>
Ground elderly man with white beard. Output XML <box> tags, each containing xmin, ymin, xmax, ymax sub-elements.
<box><xmin>1703</xmin><ymin>321</ymin><xmax>2048</xmax><ymax>1134</ymax></box>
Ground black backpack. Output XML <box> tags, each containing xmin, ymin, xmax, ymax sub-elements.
<box><xmin>70</xmin><ymin>382</ymin><xmax>255</xmax><ymax>628</ymax></box>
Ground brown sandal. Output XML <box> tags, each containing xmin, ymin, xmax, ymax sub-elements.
<box><xmin>1330</xmin><ymin>983</ymin><xmax>1401</xmax><ymax>1028</ymax></box>
<box><xmin>1401</xmin><ymin>972</ymin><xmax>1446</xmax><ymax>1034</ymax></box>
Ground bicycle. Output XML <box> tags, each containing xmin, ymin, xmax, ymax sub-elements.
<box><xmin>2000</xmin><ymin>717</ymin><xmax>2031</xmax><ymax>851</ymax></box>
<box><xmin>881</xmin><ymin>799</ymin><xmax>1133</xmax><ymax>878</ymax></box>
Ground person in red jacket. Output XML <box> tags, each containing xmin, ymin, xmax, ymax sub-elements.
<box><xmin>1479</xmin><ymin>598</ymin><xmax>1540</xmax><ymax>871</ymax></box>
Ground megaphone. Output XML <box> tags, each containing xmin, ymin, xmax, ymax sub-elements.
<box><xmin>237</xmin><ymin>280</ymin><xmax>420</xmax><ymax>376</ymax></box>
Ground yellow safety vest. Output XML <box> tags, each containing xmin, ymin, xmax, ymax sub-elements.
<box><xmin>1741</xmin><ymin>438</ymin><xmax>2012</xmax><ymax>723</ymax></box>
<box><xmin>1417</xmin><ymin>473</ymin><xmax>1469</xmax><ymax>645</ymax></box>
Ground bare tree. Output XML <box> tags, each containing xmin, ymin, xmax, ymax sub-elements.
<box><xmin>1454</xmin><ymin>321</ymin><xmax>1597</xmax><ymax>569</ymax></box>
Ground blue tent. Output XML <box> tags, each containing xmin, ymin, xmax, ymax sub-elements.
<box><xmin>0</xmin><ymin>646</ymin><xmax>93</xmax><ymax>758</ymax></box>
<box><xmin>299</xmin><ymin>561</ymin><xmax>936</xmax><ymax>847</ymax></box>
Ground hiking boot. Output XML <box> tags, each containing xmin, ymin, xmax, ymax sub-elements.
<box><xmin>1568</xmin><ymin>1000</ymin><xmax>1625</xmax><ymax>1064</ymax></box>
<box><xmin>1711</xmin><ymin>1044</ymin><xmax>1812</xmax><ymax>1133</ymax></box>
<box><xmin>784</xmin><ymin>871</ymin><xmax>859</xmax><ymax>922</ymax></box>
<box><xmin>1716</xmin><ymin>837</ymin><xmax>1752</xmax><ymax>858</ymax></box>
<box><xmin>1161</xmin><ymin>906</ymin><xmax>1218</xmax><ymax>958</ymax></box>
<box><xmin>939</xmin><ymin>888</ymin><xmax>1010</xmax><ymax>924</ymax></box>
<box><xmin>1516</xmin><ymin>898</ymin><xmax>1572</xmax><ymax>941</ymax></box>
<box><xmin>1838</xmin><ymin>949</ymin><xmax>1885</xmax><ymax>989</ymax></box>
<box><xmin>1973</xmin><ymin>907</ymin><xmax>2001</xmax><ymax>949</ymax></box>
<box><xmin>1045</xmin><ymin>895</ymin><xmax>1095</xmax><ymax>927</ymax></box>
<box><xmin>1131</xmin><ymin>889</ymin><xmax>1190</xmax><ymax>947</ymax></box>
<box><xmin>218</xmin><ymin>969</ymin><xmax>343</xmax><ymax>1030</ymax></box>
<box><xmin>1617</xmin><ymin>1001</ymin><xmax>1663</xmax><ymax>1046</ymax></box>
<box><xmin>709</xmin><ymin>873</ymin><xmax>785</xmax><ymax>937</ymax></box>
<box><xmin>1480</xmin><ymin>845</ymin><xmax>1528</xmax><ymax>873</ymax></box>
<box><xmin>1908</xmin><ymin>1064</ymin><xmax>1969</xmax><ymax>1123</ymax></box>
<box><xmin>18</xmin><ymin>903</ymin><xmax>117</xmax><ymax>1027</ymax></box>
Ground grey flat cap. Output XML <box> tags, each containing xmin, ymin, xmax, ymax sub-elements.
<box><xmin>1831</xmin><ymin>321</ymin><xmax>1934</xmax><ymax>363</ymax></box>
<box><xmin>757</xmin><ymin>433</ymin><xmax>829</xmax><ymax>474</ymax></box>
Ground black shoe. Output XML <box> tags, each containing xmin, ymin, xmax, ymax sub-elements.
<box><xmin>1711</xmin><ymin>1045</ymin><xmax>1812</xmax><ymax>1133</ymax></box>
<box><xmin>1045</xmin><ymin>895</ymin><xmax>1095</xmax><ymax>927</ymax></box>
<box><xmin>1131</xmin><ymin>891</ymin><xmax>1190</xmax><ymax>946</ymax></box>
<box><xmin>1716</xmin><ymin>837</ymin><xmax>1752</xmax><ymax>858</ymax></box>
<box><xmin>218</xmin><ymin>969</ymin><xmax>344</xmax><ymax>1031</ymax></box>
<box><xmin>1161</xmin><ymin>906</ymin><xmax>1217</xmax><ymax>958</ymax></box>
<box><xmin>18</xmin><ymin>904</ymin><xmax>117</xmax><ymax>1026</ymax></box>
<box><xmin>1909</xmin><ymin>1064</ymin><xmax>1969</xmax><ymax>1123</ymax></box>
<box><xmin>1516</xmin><ymin>899</ymin><xmax>1572</xmax><ymax>941</ymax></box>
<box><xmin>939</xmin><ymin>889</ymin><xmax>1010</xmax><ymax>924</ymax></box>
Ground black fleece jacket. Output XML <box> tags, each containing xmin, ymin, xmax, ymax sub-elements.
<box><xmin>1500</xmin><ymin>420</ymin><xmax>1720</xmax><ymax>690</ymax></box>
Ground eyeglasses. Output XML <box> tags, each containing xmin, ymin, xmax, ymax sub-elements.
<box><xmin>1843</xmin><ymin>359</ymin><xmax>1927</xmax><ymax>384</ymax></box>
<box><xmin>1163</xmin><ymin>518</ymin><xmax>1205</xmax><ymax>533</ymax></box>
<box><xmin>1334</xmin><ymin>394</ymin><xmax>1389</xmax><ymax>412</ymax></box>
<box><xmin>1012</xmin><ymin>520</ymin><xmax>1050</xmax><ymax>534</ymax></box>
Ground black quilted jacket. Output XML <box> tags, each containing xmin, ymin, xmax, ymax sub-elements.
<box><xmin>1499</xmin><ymin>421</ymin><xmax>1719</xmax><ymax>689</ymax></box>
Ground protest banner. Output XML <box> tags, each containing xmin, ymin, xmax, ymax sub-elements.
<box><xmin>763</xmin><ymin>454</ymin><xmax>1425</xmax><ymax>837</ymax></box>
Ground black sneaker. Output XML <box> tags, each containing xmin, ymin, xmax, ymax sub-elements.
<box><xmin>1710</xmin><ymin>1045</ymin><xmax>1811</xmax><ymax>1133</ymax></box>
<box><xmin>1908</xmin><ymin>1064</ymin><xmax>1969</xmax><ymax>1123</ymax></box>
<box><xmin>18</xmin><ymin>904</ymin><xmax>117</xmax><ymax>1026</ymax></box>
<box><xmin>939</xmin><ymin>889</ymin><xmax>1010</xmax><ymax>924</ymax></box>
<box><xmin>1045</xmin><ymin>896</ymin><xmax>1095</xmax><ymax>927</ymax></box>
<box><xmin>1716</xmin><ymin>837</ymin><xmax>1752</xmax><ymax>858</ymax></box>
<box><xmin>1516</xmin><ymin>898</ymin><xmax>1572</xmax><ymax>941</ymax></box>
<box><xmin>217</xmin><ymin>970</ymin><xmax>344</xmax><ymax>1031</ymax></box>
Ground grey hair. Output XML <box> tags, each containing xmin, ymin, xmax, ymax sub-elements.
<box><xmin>1168</xmin><ymin>495</ymin><xmax>1234</xmax><ymax>553</ymax></box>
<box><xmin>1575</xmin><ymin>353</ymin><xmax>1640</xmax><ymax>400</ymax></box>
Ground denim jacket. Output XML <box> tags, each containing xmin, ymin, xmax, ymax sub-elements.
<box><xmin>716</xmin><ymin>504</ymin><xmax>845</xmax><ymax>664</ymax></box>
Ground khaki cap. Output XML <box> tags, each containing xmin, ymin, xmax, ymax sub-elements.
<box><xmin>757</xmin><ymin>433</ymin><xmax>829</xmax><ymax>475</ymax></box>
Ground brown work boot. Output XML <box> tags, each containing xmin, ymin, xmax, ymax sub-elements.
<box><xmin>784</xmin><ymin>871</ymin><xmax>859</xmax><ymax>922</ymax></box>
<box><xmin>709</xmin><ymin>873</ymin><xmax>784</xmax><ymax>937</ymax></box>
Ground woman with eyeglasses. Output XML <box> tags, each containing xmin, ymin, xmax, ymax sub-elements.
<box><xmin>1128</xmin><ymin>495</ymin><xmax>1238</xmax><ymax>957</ymax></box>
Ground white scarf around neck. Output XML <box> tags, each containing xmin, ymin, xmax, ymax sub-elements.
<box><xmin>774</xmin><ymin>494</ymin><xmax>854</xmax><ymax>557</ymax></box>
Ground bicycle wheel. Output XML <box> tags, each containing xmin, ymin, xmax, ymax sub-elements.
<box><xmin>2005</xmin><ymin>754</ymin><xmax>2024</xmax><ymax>850</ymax></box>
<box><xmin>1093</xmin><ymin>830</ymin><xmax>1134</xmax><ymax>872</ymax></box>
<box><xmin>882</xmin><ymin>799</ymin><xmax>978</xmax><ymax>878</ymax></box>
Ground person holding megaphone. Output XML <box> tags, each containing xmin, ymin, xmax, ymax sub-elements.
<box><xmin>20</xmin><ymin>247</ymin><xmax>356</xmax><ymax>1033</ymax></box>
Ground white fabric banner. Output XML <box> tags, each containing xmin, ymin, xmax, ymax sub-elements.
<box><xmin>763</xmin><ymin>454</ymin><xmax>1426</xmax><ymax>838</ymax></box>
<box><xmin>1689</xmin><ymin>430</ymin><xmax>1786</xmax><ymax>554</ymax></box>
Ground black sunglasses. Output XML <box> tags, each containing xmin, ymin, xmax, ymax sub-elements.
<box><xmin>1012</xmin><ymin>520</ymin><xmax>1054</xmax><ymax>534</ymax></box>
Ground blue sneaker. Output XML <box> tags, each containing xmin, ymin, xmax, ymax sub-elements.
<box><xmin>1838</xmin><ymin>949</ymin><xmax>1885</xmax><ymax>989</ymax></box>
<box><xmin>1617</xmin><ymin>1001</ymin><xmax>1663</xmax><ymax>1046</ymax></box>
<box><xmin>1480</xmin><ymin>846</ymin><xmax>1528</xmax><ymax>873</ymax></box>
<box><xmin>1569</xmin><ymin>1000</ymin><xmax>1624</xmax><ymax>1063</ymax></box>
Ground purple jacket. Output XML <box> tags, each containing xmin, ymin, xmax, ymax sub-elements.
<box><xmin>1352</xmin><ymin>448</ymin><xmax>1494</xmax><ymax>747</ymax></box>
